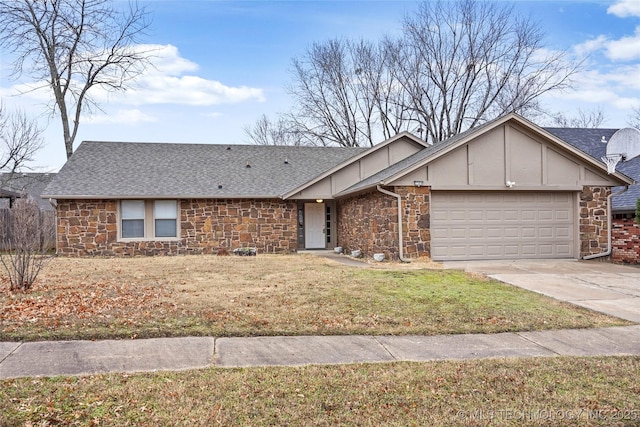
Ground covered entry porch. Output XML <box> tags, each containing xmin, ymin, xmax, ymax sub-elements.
<box><xmin>296</xmin><ymin>200</ymin><xmax>336</xmax><ymax>250</ymax></box>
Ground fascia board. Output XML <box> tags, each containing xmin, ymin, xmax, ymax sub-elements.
<box><xmin>40</xmin><ymin>194</ymin><xmax>284</xmax><ymax>200</ymax></box>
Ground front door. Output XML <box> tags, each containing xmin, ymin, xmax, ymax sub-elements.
<box><xmin>304</xmin><ymin>202</ymin><xmax>325</xmax><ymax>249</ymax></box>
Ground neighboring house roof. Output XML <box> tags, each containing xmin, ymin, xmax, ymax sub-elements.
<box><xmin>0</xmin><ymin>173</ymin><xmax>56</xmax><ymax>210</ymax></box>
<box><xmin>337</xmin><ymin>114</ymin><xmax>632</xmax><ymax>197</ymax></box>
<box><xmin>0</xmin><ymin>188</ymin><xmax>21</xmax><ymax>198</ymax></box>
<box><xmin>546</xmin><ymin>128</ymin><xmax>640</xmax><ymax>211</ymax></box>
<box><xmin>42</xmin><ymin>141</ymin><xmax>367</xmax><ymax>199</ymax></box>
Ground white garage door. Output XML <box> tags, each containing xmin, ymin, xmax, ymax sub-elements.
<box><xmin>431</xmin><ymin>191</ymin><xmax>575</xmax><ymax>261</ymax></box>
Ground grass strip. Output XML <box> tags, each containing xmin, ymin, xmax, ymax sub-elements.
<box><xmin>1</xmin><ymin>356</ymin><xmax>639</xmax><ymax>426</ymax></box>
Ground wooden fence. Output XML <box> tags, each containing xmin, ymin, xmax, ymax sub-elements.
<box><xmin>0</xmin><ymin>208</ymin><xmax>56</xmax><ymax>251</ymax></box>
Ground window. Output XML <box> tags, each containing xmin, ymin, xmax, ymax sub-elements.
<box><xmin>154</xmin><ymin>200</ymin><xmax>177</xmax><ymax>237</ymax></box>
<box><xmin>120</xmin><ymin>200</ymin><xmax>179</xmax><ymax>240</ymax></box>
<box><xmin>121</xmin><ymin>200</ymin><xmax>145</xmax><ymax>238</ymax></box>
<box><xmin>325</xmin><ymin>205</ymin><xmax>331</xmax><ymax>244</ymax></box>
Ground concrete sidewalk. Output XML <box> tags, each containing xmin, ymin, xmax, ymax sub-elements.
<box><xmin>2</xmin><ymin>325</ymin><xmax>640</xmax><ymax>379</ymax></box>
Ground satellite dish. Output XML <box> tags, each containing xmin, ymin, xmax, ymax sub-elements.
<box><xmin>602</xmin><ymin>127</ymin><xmax>640</xmax><ymax>174</ymax></box>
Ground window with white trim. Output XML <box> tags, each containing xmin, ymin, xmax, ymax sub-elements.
<box><xmin>119</xmin><ymin>200</ymin><xmax>179</xmax><ymax>240</ymax></box>
<box><xmin>154</xmin><ymin>200</ymin><xmax>177</xmax><ymax>238</ymax></box>
<box><xmin>121</xmin><ymin>200</ymin><xmax>145</xmax><ymax>238</ymax></box>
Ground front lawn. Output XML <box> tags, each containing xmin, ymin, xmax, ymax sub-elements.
<box><xmin>0</xmin><ymin>254</ymin><xmax>629</xmax><ymax>341</ymax></box>
<box><xmin>2</xmin><ymin>357</ymin><xmax>639</xmax><ymax>426</ymax></box>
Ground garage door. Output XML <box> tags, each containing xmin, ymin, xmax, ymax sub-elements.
<box><xmin>431</xmin><ymin>191</ymin><xmax>575</xmax><ymax>261</ymax></box>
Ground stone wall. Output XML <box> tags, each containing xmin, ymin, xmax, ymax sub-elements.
<box><xmin>56</xmin><ymin>200</ymin><xmax>119</xmax><ymax>256</ymax></box>
<box><xmin>181</xmin><ymin>199</ymin><xmax>298</xmax><ymax>254</ymax></box>
<box><xmin>392</xmin><ymin>186</ymin><xmax>431</xmax><ymax>258</ymax></box>
<box><xmin>579</xmin><ymin>186</ymin><xmax>610</xmax><ymax>258</ymax></box>
<box><xmin>336</xmin><ymin>186</ymin><xmax>430</xmax><ymax>260</ymax></box>
<box><xmin>612</xmin><ymin>217</ymin><xmax>640</xmax><ymax>264</ymax></box>
<box><xmin>55</xmin><ymin>198</ymin><xmax>298</xmax><ymax>256</ymax></box>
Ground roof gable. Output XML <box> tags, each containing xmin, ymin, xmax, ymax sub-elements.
<box><xmin>337</xmin><ymin>114</ymin><xmax>632</xmax><ymax>197</ymax></box>
<box><xmin>281</xmin><ymin>131</ymin><xmax>428</xmax><ymax>199</ymax></box>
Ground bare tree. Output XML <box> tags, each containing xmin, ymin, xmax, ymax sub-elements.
<box><xmin>393</xmin><ymin>0</ymin><xmax>576</xmax><ymax>144</ymax></box>
<box><xmin>286</xmin><ymin>39</ymin><xmax>373</xmax><ymax>147</ymax></box>
<box><xmin>0</xmin><ymin>198</ymin><xmax>51</xmax><ymax>291</ymax></box>
<box><xmin>278</xmin><ymin>0</ymin><xmax>577</xmax><ymax>147</ymax></box>
<box><xmin>549</xmin><ymin>106</ymin><xmax>607</xmax><ymax>128</ymax></box>
<box><xmin>243</xmin><ymin>114</ymin><xmax>301</xmax><ymax>146</ymax></box>
<box><xmin>0</xmin><ymin>0</ymin><xmax>151</xmax><ymax>159</ymax></box>
<box><xmin>629</xmin><ymin>106</ymin><xmax>640</xmax><ymax>129</ymax></box>
<box><xmin>0</xmin><ymin>103</ymin><xmax>44</xmax><ymax>187</ymax></box>
<box><xmin>281</xmin><ymin>38</ymin><xmax>417</xmax><ymax>147</ymax></box>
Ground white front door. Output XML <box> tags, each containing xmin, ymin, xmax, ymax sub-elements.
<box><xmin>305</xmin><ymin>203</ymin><xmax>325</xmax><ymax>249</ymax></box>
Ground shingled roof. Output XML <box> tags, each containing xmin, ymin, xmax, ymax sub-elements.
<box><xmin>42</xmin><ymin>141</ymin><xmax>367</xmax><ymax>199</ymax></box>
<box><xmin>545</xmin><ymin>128</ymin><xmax>640</xmax><ymax>211</ymax></box>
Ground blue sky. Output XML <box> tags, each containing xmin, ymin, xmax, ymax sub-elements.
<box><xmin>1</xmin><ymin>0</ymin><xmax>640</xmax><ymax>171</ymax></box>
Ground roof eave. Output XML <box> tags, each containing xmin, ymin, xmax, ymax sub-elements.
<box><xmin>41</xmin><ymin>194</ymin><xmax>285</xmax><ymax>200</ymax></box>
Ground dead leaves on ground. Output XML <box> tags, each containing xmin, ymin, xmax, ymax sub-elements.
<box><xmin>0</xmin><ymin>274</ymin><xmax>174</xmax><ymax>331</ymax></box>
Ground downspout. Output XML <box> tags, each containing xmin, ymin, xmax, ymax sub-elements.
<box><xmin>48</xmin><ymin>198</ymin><xmax>58</xmax><ymax>255</ymax></box>
<box><xmin>376</xmin><ymin>185</ymin><xmax>411</xmax><ymax>263</ymax></box>
<box><xmin>582</xmin><ymin>186</ymin><xmax>629</xmax><ymax>260</ymax></box>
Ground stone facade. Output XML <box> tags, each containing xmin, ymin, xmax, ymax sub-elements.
<box><xmin>579</xmin><ymin>186</ymin><xmax>610</xmax><ymax>258</ymax></box>
<box><xmin>55</xmin><ymin>198</ymin><xmax>297</xmax><ymax>256</ymax></box>
<box><xmin>612</xmin><ymin>216</ymin><xmax>640</xmax><ymax>264</ymax></box>
<box><xmin>181</xmin><ymin>199</ymin><xmax>297</xmax><ymax>254</ymax></box>
<box><xmin>336</xmin><ymin>185</ymin><xmax>610</xmax><ymax>261</ymax></box>
<box><xmin>55</xmin><ymin>186</ymin><xmax>615</xmax><ymax>260</ymax></box>
<box><xmin>336</xmin><ymin>186</ymin><xmax>430</xmax><ymax>260</ymax></box>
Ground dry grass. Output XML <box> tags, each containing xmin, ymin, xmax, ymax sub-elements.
<box><xmin>2</xmin><ymin>356</ymin><xmax>639</xmax><ymax>426</ymax></box>
<box><xmin>0</xmin><ymin>254</ymin><xmax>630</xmax><ymax>341</ymax></box>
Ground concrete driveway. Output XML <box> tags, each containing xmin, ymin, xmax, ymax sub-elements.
<box><xmin>443</xmin><ymin>259</ymin><xmax>640</xmax><ymax>323</ymax></box>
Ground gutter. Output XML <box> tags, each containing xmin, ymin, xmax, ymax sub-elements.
<box><xmin>582</xmin><ymin>186</ymin><xmax>629</xmax><ymax>260</ymax></box>
<box><xmin>376</xmin><ymin>185</ymin><xmax>411</xmax><ymax>263</ymax></box>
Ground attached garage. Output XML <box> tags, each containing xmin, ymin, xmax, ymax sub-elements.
<box><xmin>431</xmin><ymin>191</ymin><xmax>576</xmax><ymax>260</ymax></box>
<box><xmin>335</xmin><ymin>114</ymin><xmax>633</xmax><ymax>261</ymax></box>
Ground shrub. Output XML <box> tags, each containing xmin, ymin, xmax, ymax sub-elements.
<box><xmin>0</xmin><ymin>198</ymin><xmax>52</xmax><ymax>291</ymax></box>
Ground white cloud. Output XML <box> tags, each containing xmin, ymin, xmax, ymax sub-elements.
<box><xmin>573</xmin><ymin>35</ymin><xmax>608</xmax><ymax>58</ymax></box>
<box><xmin>126</xmin><ymin>74</ymin><xmax>265</xmax><ymax>106</ymax></box>
<box><xmin>547</xmin><ymin>66</ymin><xmax>640</xmax><ymax>113</ymax></box>
<box><xmin>568</xmin><ymin>27</ymin><xmax>640</xmax><ymax>63</ymax></box>
<box><xmin>605</xmin><ymin>26</ymin><xmax>640</xmax><ymax>61</ymax></box>
<box><xmin>83</xmin><ymin>109</ymin><xmax>157</xmax><ymax>125</ymax></box>
<box><xmin>1</xmin><ymin>81</ymin><xmax>52</xmax><ymax>102</ymax></box>
<box><xmin>140</xmin><ymin>44</ymin><xmax>199</xmax><ymax>76</ymax></box>
<box><xmin>1</xmin><ymin>43</ymin><xmax>265</xmax><ymax>108</ymax></box>
<box><xmin>608</xmin><ymin>0</ymin><xmax>640</xmax><ymax>18</ymax></box>
<box><xmin>110</xmin><ymin>44</ymin><xmax>266</xmax><ymax>106</ymax></box>
<box><xmin>605</xmin><ymin>64</ymin><xmax>640</xmax><ymax>91</ymax></box>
